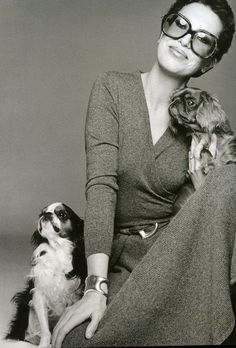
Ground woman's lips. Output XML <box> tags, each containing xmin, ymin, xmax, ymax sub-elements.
<box><xmin>169</xmin><ymin>46</ymin><xmax>188</xmax><ymax>59</ymax></box>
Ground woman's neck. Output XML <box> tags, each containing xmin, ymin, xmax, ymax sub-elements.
<box><xmin>142</xmin><ymin>62</ymin><xmax>189</xmax><ymax>110</ymax></box>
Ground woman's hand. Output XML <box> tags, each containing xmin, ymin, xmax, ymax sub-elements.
<box><xmin>51</xmin><ymin>291</ymin><xmax>107</xmax><ymax>348</ymax></box>
<box><xmin>188</xmin><ymin>134</ymin><xmax>217</xmax><ymax>190</ymax></box>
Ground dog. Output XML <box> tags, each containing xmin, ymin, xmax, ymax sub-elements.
<box><xmin>168</xmin><ymin>87</ymin><xmax>236</xmax><ymax>212</ymax></box>
<box><xmin>5</xmin><ymin>202</ymin><xmax>87</xmax><ymax>348</ymax></box>
<box><xmin>169</xmin><ymin>87</ymin><xmax>236</xmax><ymax>173</ymax></box>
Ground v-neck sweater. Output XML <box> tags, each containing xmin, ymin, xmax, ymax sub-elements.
<box><xmin>84</xmin><ymin>71</ymin><xmax>190</xmax><ymax>257</ymax></box>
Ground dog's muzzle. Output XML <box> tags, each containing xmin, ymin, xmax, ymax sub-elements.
<box><xmin>38</xmin><ymin>215</ymin><xmax>61</xmax><ymax>234</ymax></box>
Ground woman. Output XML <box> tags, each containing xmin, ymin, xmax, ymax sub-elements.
<box><xmin>52</xmin><ymin>0</ymin><xmax>236</xmax><ymax>346</ymax></box>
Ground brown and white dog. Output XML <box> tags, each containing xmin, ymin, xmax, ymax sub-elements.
<box><xmin>5</xmin><ymin>202</ymin><xmax>87</xmax><ymax>348</ymax></box>
<box><xmin>169</xmin><ymin>87</ymin><xmax>236</xmax><ymax>174</ymax></box>
<box><xmin>168</xmin><ymin>87</ymin><xmax>236</xmax><ymax>213</ymax></box>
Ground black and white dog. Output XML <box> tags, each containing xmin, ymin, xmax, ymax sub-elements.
<box><xmin>5</xmin><ymin>202</ymin><xmax>87</xmax><ymax>348</ymax></box>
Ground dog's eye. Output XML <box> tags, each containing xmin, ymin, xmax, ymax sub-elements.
<box><xmin>58</xmin><ymin>211</ymin><xmax>68</xmax><ymax>219</ymax></box>
<box><xmin>186</xmin><ymin>98</ymin><xmax>196</xmax><ymax>108</ymax></box>
<box><xmin>39</xmin><ymin>250</ymin><xmax>47</xmax><ymax>257</ymax></box>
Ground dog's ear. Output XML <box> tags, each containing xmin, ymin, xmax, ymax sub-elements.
<box><xmin>63</xmin><ymin>204</ymin><xmax>84</xmax><ymax>240</ymax></box>
<box><xmin>168</xmin><ymin>120</ymin><xmax>178</xmax><ymax>135</ymax></box>
<box><xmin>196</xmin><ymin>92</ymin><xmax>231</xmax><ymax>135</ymax></box>
<box><xmin>62</xmin><ymin>204</ymin><xmax>87</xmax><ymax>280</ymax></box>
<box><xmin>31</xmin><ymin>230</ymin><xmax>48</xmax><ymax>248</ymax></box>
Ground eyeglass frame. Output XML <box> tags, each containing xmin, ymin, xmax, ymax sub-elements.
<box><xmin>161</xmin><ymin>12</ymin><xmax>219</xmax><ymax>59</ymax></box>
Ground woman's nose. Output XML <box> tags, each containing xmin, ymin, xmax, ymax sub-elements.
<box><xmin>178</xmin><ymin>33</ymin><xmax>192</xmax><ymax>48</ymax></box>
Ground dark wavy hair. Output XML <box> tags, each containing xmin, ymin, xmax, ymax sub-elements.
<box><xmin>165</xmin><ymin>0</ymin><xmax>235</xmax><ymax>63</ymax></box>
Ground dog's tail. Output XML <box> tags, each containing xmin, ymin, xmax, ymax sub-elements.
<box><xmin>5</xmin><ymin>279</ymin><xmax>34</xmax><ymax>341</ymax></box>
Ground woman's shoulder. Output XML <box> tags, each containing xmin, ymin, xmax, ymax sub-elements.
<box><xmin>93</xmin><ymin>70</ymin><xmax>141</xmax><ymax>90</ymax></box>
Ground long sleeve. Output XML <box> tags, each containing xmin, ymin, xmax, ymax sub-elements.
<box><xmin>84</xmin><ymin>72</ymin><xmax>119</xmax><ymax>257</ymax></box>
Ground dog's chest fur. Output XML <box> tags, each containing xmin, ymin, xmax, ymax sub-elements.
<box><xmin>30</xmin><ymin>239</ymin><xmax>81</xmax><ymax>317</ymax></box>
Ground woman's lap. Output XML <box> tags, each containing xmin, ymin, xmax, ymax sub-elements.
<box><xmin>63</xmin><ymin>165</ymin><xmax>236</xmax><ymax>347</ymax></box>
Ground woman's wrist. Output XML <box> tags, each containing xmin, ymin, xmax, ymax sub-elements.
<box><xmin>84</xmin><ymin>275</ymin><xmax>109</xmax><ymax>297</ymax></box>
<box><xmin>85</xmin><ymin>253</ymin><xmax>109</xmax><ymax>297</ymax></box>
<box><xmin>87</xmin><ymin>253</ymin><xmax>109</xmax><ymax>278</ymax></box>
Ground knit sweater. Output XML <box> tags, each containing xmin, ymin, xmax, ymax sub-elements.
<box><xmin>84</xmin><ymin>71</ymin><xmax>190</xmax><ymax>257</ymax></box>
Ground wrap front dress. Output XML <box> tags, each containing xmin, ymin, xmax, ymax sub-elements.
<box><xmin>62</xmin><ymin>71</ymin><xmax>236</xmax><ymax>346</ymax></box>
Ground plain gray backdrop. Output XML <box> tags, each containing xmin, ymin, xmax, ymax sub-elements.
<box><xmin>0</xmin><ymin>0</ymin><xmax>236</xmax><ymax>238</ymax></box>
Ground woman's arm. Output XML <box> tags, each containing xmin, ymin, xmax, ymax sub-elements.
<box><xmin>52</xmin><ymin>72</ymin><xmax>120</xmax><ymax>348</ymax></box>
<box><xmin>84</xmin><ymin>72</ymin><xmax>119</xmax><ymax>258</ymax></box>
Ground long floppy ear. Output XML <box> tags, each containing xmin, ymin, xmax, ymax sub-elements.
<box><xmin>63</xmin><ymin>204</ymin><xmax>87</xmax><ymax>280</ymax></box>
<box><xmin>196</xmin><ymin>92</ymin><xmax>231</xmax><ymax>135</ymax></box>
<box><xmin>31</xmin><ymin>230</ymin><xmax>48</xmax><ymax>248</ymax></box>
<box><xmin>63</xmin><ymin>204</ymin><xmax>84</xmax><ymax>241</ymax></box>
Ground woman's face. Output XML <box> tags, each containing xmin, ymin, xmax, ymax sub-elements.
<box><xmin>157</xmin><ymin>2</ymin><xmax>223</xmax><ymax>78</ymax></box>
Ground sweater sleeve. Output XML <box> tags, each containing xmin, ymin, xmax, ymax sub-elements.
<box><xmin>84</xmin><ymin>72</ymin><xmax>119</xmax><ymax>257</ymax></box>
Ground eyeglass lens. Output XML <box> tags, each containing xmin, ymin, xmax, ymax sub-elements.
<box><xmin>162</xmin><ymin>13</ymin><xmax>217</xmax><ymax>58</ymax></box>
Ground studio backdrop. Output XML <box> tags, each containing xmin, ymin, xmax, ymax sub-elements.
<box><xmin>0</xmin><ymin>0</ymin><xmax>235</xmax><ymax>238</ymax></box>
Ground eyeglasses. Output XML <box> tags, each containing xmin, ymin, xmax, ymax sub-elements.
<box><xmin>161</xmin><ymin>13</ymin><xmax>218</xmax><ymax>59</ymax></box>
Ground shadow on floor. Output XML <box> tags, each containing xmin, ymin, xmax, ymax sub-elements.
<box><xmin>0</xmin><ymin>233</ymin><xmax>32</xmax><ymax>339</ymax></box>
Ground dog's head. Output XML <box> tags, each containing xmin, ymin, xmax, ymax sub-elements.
<box><xmin>168</xmin><ymin>87</ymin><xmax>232</xmax><ymax>136</ymax></box>
<box><xmin>31</xmin><ymin>202</ymin><xmax>87</xmax><ymax>280</ymax></box>
<box><xmin>34</xmin><ymin>202</ymin><xmax>84</xmax><ymax>243</ymax></box>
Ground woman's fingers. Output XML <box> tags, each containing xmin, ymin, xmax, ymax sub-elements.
<box><xmin>52</xmin><ymin>315</ymin><xmax>86</xmax><ymax>348</ymax></box>
<box><xmin>189</xmin><ymin>137</ymin><xmax>198</xmax><ymax>172</ymax></box>
<box><xmin>51</xmin><ymin>292</ymin><xmax>107</xmax><ymax>348</ymax></box>
<box><xmin>209</xmin><ymin>133</ymin><xmax>217</xmax><ymax>158</ymax></box>
<box><xmin>85</xmin><ymin>313</ymin><xmax>101</xmax><ymax>339</ymax></box>
<box><xmin>52</xmin><ymin>305</ymin><xmax>87</xmax><ymax>348</ymax></box>
<box><xmin>188</xmin><ymin>133</ymin><xmax>218</xmax><ymax>190</ymax></box>
<box><xmin>52</xmin><ymin>309</ymin><xmax>73</xmax><ymax>340</ymax></box>
<box><xmin>189</xmin><ymin>151</ymin><xmax>201</xmax><ymax>172</ymax></box>
<box><xmin>191</xmin><ymin>135</ymin><xmax>206</xmax><ymax>159</ymax></box>
<box><xmin>189</xmin><ymin>136</ymin><xmax>206</xmax><ymax>190</ymax></box>
<box><xmin>189</xmin><ymin>151</ymin><xmax>194</xmax><ymax>173</ymax></box>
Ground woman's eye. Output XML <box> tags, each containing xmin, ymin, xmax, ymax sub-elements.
<box><xmin>196</xmin><ymin>32</ymin><xmax>212</xmax><ymax>46</ymax></box>
<box><xmin>175</xmin><ymin>18</ymin><xmax>188</xmax><ymax>30</ymax></box>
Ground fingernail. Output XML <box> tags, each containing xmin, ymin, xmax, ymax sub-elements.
<box><xmin>86</xmin><ymin>331</ymin><xmax>92</xmax><ymax>339</ymax></box>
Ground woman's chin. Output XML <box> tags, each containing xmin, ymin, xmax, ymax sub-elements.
<box><xmin>158</xmin><ymin>59</ymin><xmax>198</xmax><ymax>79</ymax></box>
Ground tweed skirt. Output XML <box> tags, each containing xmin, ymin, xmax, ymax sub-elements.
<box><xmin>62</xmin><ymin>164</ymin><xmax>236</xmax><ymax>347</ymax></box>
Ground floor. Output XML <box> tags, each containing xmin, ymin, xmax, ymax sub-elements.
<box><xmin>0</xmin><ymin>233</ymin><xmax>37</xmax><ymax>347</ymax></box>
